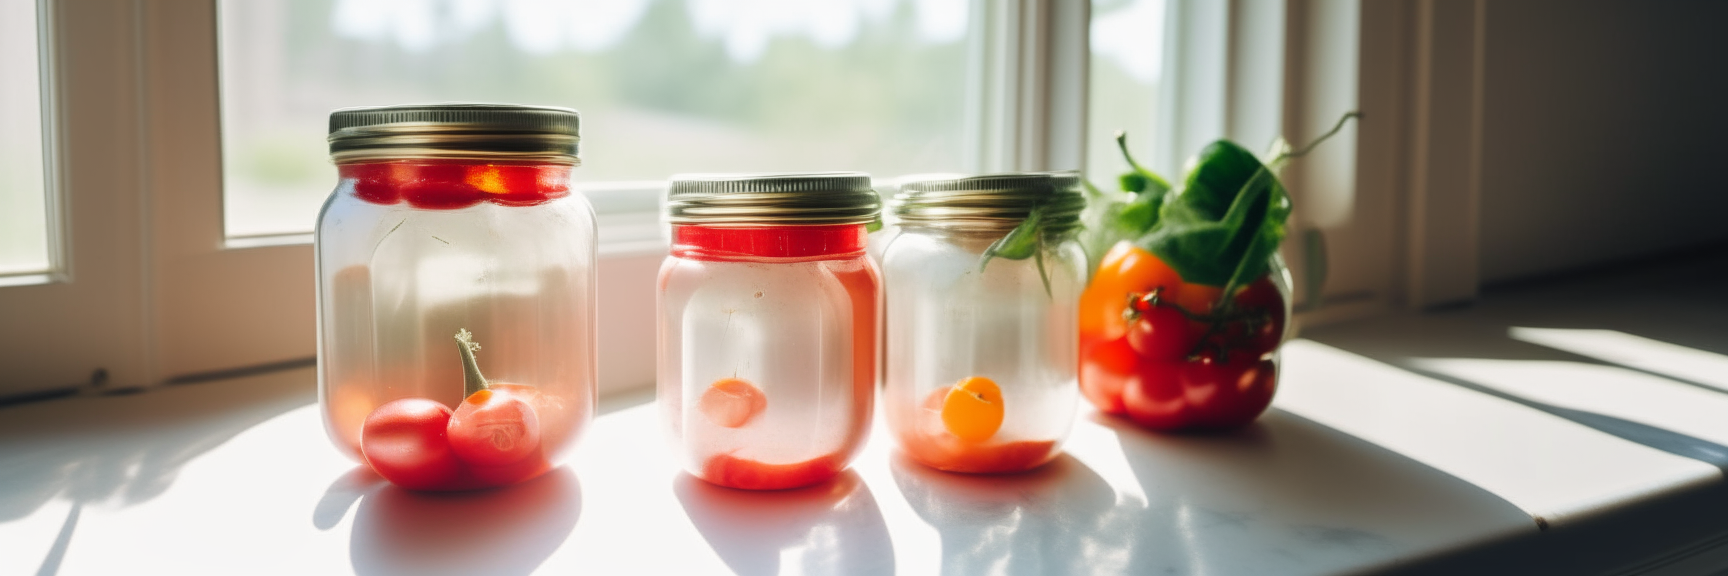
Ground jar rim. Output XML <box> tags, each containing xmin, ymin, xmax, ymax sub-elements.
<box><xmin>665</xmin><ymin>172</ymin><xmax>881</xmax><ymax>226</ymax></box>
<box><xmin>892</xmin><ymin>171</ymin><xmax>1084</xmax><ymax>232</ymax></box>
<box><xmin>327</xmin><ymin>103</ymin><xmax>580</xmax><ymax>165</ymax></box>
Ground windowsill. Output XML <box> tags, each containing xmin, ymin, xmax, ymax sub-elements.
<box><xmin>4</xmin><ymin>255</ymin><xmax>1727</xmax><ymax>574</ymax></box>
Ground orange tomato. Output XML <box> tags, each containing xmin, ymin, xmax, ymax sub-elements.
<box><xmin>699</xmin><ymin>377</ymin><xmax>768</xmax><ymax>428</ymax></box>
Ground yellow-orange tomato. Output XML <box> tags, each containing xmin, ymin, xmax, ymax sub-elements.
<box><xmin>1079</xmin><ymin>242</ymin><xmax>1188</xmax><ymax>342</ymax></box>
<box><xmin>699</xmin><ymin>377</ymin><xmax>767</xmax><ymax>428</ymax></box>
<box><xmin>941</xmin><ymin>376</ymin><xmax>1004</xmax><ymax>442</ymax></box>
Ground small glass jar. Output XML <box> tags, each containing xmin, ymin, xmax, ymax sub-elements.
<box><xmin>881</xmin><ymin>172</ymin><xmax>1087</xmax><ymax>473</ymax></box>
<box><xmin>658</xmin><ymin>173</ymin><xmax>881</xmax><ymax>490</ymax></box>
<box><xmin>316</xmin><ymin>104</ymin><xmax>597</xmax><ymax>491</ymax></box>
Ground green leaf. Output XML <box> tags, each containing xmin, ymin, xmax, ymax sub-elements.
<box><xmin>1139</xmin><ymin>140</ymin><xmax>1291</xmax><ymax>288</ymax></box>
<box><xmin>1078</xmin><ymin>179</ymin><xmax>1164</xmax><ymax>275</ymax></box>
<box><xmin>1119</xmin><ymin>172</ymin><xmax>1150</xmax><ymax>193</ymax></box>
<box><xmin>981</xmin><ymin>205</ymin><xmax>1056</xmax><ymax>298</ymax></box>
<box><xmin>981</xmin><ymin>205</ymin><xmax>1044</xmax><ymax>267</ymax></box>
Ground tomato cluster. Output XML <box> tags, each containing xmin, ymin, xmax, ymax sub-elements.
<box><xmin>343</xmin><ymin>162</ymin><xmax>572</xmax><ymax>209</ymax></box>
<box><xmin>361</xmin><ymin>385</ymin><xmax>550</xmax><ymax>491</ymax></box>
<box><xmin>358</xmin><ymin>330</ymin><xmax>551</xmax><ymax>491</ymax></box>
<box><xmin>1078</xmin><ymin>242</ymin><xmax>1286</xmax><ymax>431</ymax></box>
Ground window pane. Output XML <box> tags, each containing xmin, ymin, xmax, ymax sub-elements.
<box><xmin>218</xmin><ymin>0</ymin><xmax>975</xmax><ymax>238</ymax></box>
<box><xmin>0</xmin><ymin>0</ymin><xmax>50</xmax><ymax>275</ymax></box>
<box><xmin>1087</xmin><ymin>0</ymin><xmax>1164</xmax><ymax>184</ymax></box>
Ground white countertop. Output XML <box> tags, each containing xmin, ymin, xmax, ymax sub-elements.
<box><xmin>9</xmin><ymin>258</ymin><xmax>1728</xmax><ymax>575</ymax></box>
<box><xmin>4</xmin><ymin>329</ymin><xmax>1728</xmax><ymax>575</ymax></box>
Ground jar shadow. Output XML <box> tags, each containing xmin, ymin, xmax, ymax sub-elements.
<box><xmin>337</xmin><ymin>467</ymin><xmax>582</xmax><ymax>576</ymax></box>
<box><xmin>888</xmin><ymin>453</ymin><xmax>1124</xmax><ymax>575</ymax></box>
<box><xmin>673</xmin><ymin>470</ymin><xmax>894</xmax><ymax>576</ymax></box>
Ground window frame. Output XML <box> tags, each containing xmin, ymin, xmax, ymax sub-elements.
<box><xmin>2</xmin><ymin>0</ymin><xmax>1406</xmax><ymax>398</ymax></box>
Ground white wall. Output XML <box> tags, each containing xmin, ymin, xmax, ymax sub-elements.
<box><xmin>1477</xmin><ymin>0</ymin><xmax>1728</xmax><ymax>284</ymax></box>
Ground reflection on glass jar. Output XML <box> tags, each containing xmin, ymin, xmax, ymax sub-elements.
<box><xmin>881</xmin><ymin>172</ymin><xmax>1087</xmax><ymax>473</ymax></box>
<box><xmin>315</xmin><ymin>104</ymin><xmax>597</xmax><ymax>491</ymax></box>
<box><xmin>658</xmin><ymin>173</ymin><xmax>882</xmax><ymax>490</ymax></box>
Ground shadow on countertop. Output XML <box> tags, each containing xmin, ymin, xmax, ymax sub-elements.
<box><xmin>675</xmin><ymin>469</ymin><xmax>893</xmax><ymax>576</ymax></box>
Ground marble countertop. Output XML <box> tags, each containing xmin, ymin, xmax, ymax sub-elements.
<box><xmin>3</xmin><ymin>331</ymin><xmax>1727</xmax><ymax>575</ymax></box>
<box><xmin>7</xmin><ymin>257</ymin><xmax>1728</xmax><ymax>575</ymax></box>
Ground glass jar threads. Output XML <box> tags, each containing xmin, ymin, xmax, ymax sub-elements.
<box><xmin>881</xmin><ymin>172</ymin><xmax>1088</xmax><ymax>473</ymax></box>
<box><xmin>658</xmin><ymin>172</ymin><xmax>882</xmax><ymax>490</ymax></box>
<box><xmin>315</xmin><ymin>104</ymin><xmax>597</xmax><ymax>491</ymax></box>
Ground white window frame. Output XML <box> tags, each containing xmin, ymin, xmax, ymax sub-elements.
<box><xmin>2</xmin><ymin>0</ymin><xmax>1422</xmax><ymax>399</ymax></box>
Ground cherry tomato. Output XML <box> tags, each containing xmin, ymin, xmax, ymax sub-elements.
<box><xmin>447</xmin><ymin>385</ymin><xmax>543</xmax><ymax>468</ymax></box>
<box><xmin>1079</xmin><ymin>337</ymin><xmax>1136</xmax><ymax>415</ymax></box>
<box><xmin>361</xmin><ymin>398</ymin><xmax>468</xmax><ymax>491</ymax></box>
<box><xmin>1120</xmin><ymin>360</ymin><xmax>1184</xmax><ymax>428</ymax></box>
<box><xmin>1078</xmin><ymin>242</ymin><xmax>1186</xmax><ymax>342</ymax></box>
<box><xmin>698</xmin><ymin>377</ymin><xmax>768</xmax><ymax>428</ymax></box>
<box><xmin>898</xmin><ymin>386</ymin><xmax>1058</xmax><ymax>473</ymax></box>
<box><xmin>940</xmin><ymin>376</ymin><xmax>1004</xmax><ymax>442</ymax></box>
<box><xmin>1232</xmin><ymin>276</ymin><xmax>1287</xmax><ymax>357</ymax></box>
<box><xmin>1183</xmin><ymin>353</ymin><xmax>1277</xmax><ymax>428</ymax></box>
<box><xmin>1124</xmin><ymin>304</ymin><xmax>1193</xmax><ymax>361</ymax></box>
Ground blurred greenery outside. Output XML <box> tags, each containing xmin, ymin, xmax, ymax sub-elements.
<box><xmin>220</xmin><ymin>0</ymin><xmax>1165</xmax><ymax>238</ymax></box>
<box><xmin>0</xmin><ymin>0</ymin><xmax>1164</xmax><ymax>274</ymax></box>
<box><xmin>219</xmin><ymin>0</ymin><xmax>975</xmax><ymax>237</ymax></box>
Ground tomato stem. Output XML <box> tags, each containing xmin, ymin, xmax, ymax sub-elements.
<box><xmin>1124</xmin><ymin>288</ymin><xmax>1271</xmax><ymax>362</ymax></box>
<box><xmin>454</xmin><ymin>329</ymin><xmax>491</xmax><ymax>398</ymax></box>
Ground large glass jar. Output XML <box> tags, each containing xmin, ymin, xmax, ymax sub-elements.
<box><xmin>316</xmin><ymin>104</ymin><xmax>597</xmax><ymax>491</ymax></box>
<box><xmin>1077</xmin><ymin>244</ymin><xmax>1291</xmax><ymax>431</ymax></box>
<box><xmin>881</xmin><ymin>172</ymin><xmax>1087</xmax><ymax>473</ymax></box>
<box><xmin>658</xmin><ymin>173</ymin><xmax>881</xmax><ymax>490</ymax></box>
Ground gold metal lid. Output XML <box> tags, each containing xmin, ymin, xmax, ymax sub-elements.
<box><xmin>893</xmin><ymin>171</ymin><xmax>1085</xmax><ymax>232</ymax></box>
<box><xmin>666</xmin><ymin>172</ymin><xmax>881</xmax><ymax>226</ymax></box>
<box><xmin>327</xmin><ymin>103</ymin><xmax>580</xmax><ymax>165</ymax></box>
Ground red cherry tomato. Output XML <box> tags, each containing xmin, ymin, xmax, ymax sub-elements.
<box><xmin>1232</xmin><ymin>276</ymin><xmax>1287</xmax><ymax>357</ymax></box>
<box><xmin>361</xmin><ymin>398</ymin><xmax>468</xmax><ymax>491</ymax></box>
<box><xmin>1183</xmin><ymin>353</ymin><xmax>1277</xmax><ymax>428</ymax></box>
<box><xmin>1120</xmin><ymin>360</ymin><xmax>1184</xmax><ymax>428</ymax></box>
<box><xmin>1079</xmin><ymin>336</ymin><xmax>1137</xmax><ymax>415</ymax></box>
<box><xmin>1124</xmin><ymin>304</ymin><xmax>1193</xmax><ymax>361</ymax></box>
<box><xmin>447</xmin><ymin>385</ymin><xmax>543</xmax><ymax>468</ymax></box>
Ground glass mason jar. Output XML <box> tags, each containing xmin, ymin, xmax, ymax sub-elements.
<box><xmin>881</xmin><ymin>172</ymin><xmax>1088</xmax><ymax>473</ymax></box>
<box><xmin>1077</xmin><ymin>242</ymin><xmax>1292</xmax><ymax>432</ymax></box>
<box><xmin>316</xmin><ymin>104</ymin><xmax>597</xmax><ymax>491</ymax></box>
<box><xmin>658</xmin><ymin>173</ymin><xmax>881</xmax><ymax>490</ymax></box>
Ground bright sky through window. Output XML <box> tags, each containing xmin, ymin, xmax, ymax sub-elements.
<box><xmin>220</xmin><ymin>0</ymin><xmax>975</xmax><ymax>238</ymax></box>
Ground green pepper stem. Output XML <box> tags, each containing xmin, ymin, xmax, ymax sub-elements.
<box><xmin>455</xmin><ymin>329</ymin><xmax>490</xmax><ymax>398</ymax></box>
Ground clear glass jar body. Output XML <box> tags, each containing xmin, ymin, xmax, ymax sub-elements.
<box><xmin>881</xmin><ymin>227</ymin><xmax>1086</xmax><ymax>473</ymax></box>
<box><xmin>658</xmin><ymin>225</ymin><xmax>879</xmax><ymax>490</ymax></box>
<box><xmin>316</xmin><ymin>161</ymin><xmax>598</xmax><ymax>486</ymax></box>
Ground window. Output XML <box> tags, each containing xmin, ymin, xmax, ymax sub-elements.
<box><xmin>0</xmin><ymin>0</ymin><xmax>51</xmax><ymax>279</ymax></box>
<box><xmin>218</xmin><ymin>0</ymin><xmax>976</xmax><ymax>240</ymax></box>
<box><xmin>8</xmin><ymin>0</ymin><xmax>1383</xmax><ymax>395</ymax></box>
<box><xmin>1086</xmin><ymin>0</ymin><xmax>1165</xmax><ymax>182</ymax></box>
